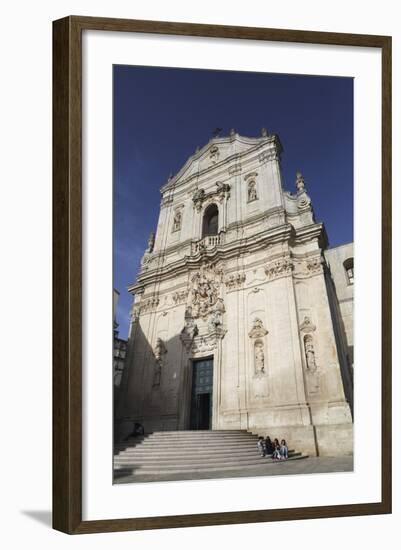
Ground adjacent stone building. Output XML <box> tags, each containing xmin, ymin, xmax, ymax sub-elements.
<box><xmin>117</xmin><ymin>130</ymin><xmax>354</xmax><ymax>457</ymax></box>
<box><xmin>113</xmin><ymin>289</ymin><xmax>128</xmax><ymax>411</ymax></box>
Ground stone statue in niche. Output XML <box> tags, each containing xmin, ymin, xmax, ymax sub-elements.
<box><xmin>248</xmin><ymin>180</ymin><xmax>258</xmax><ymax>202</ymax></box>
<box><xmin>254</xmin><ymin>340</ymin><xmax>265</xmax><ymax>374</ymax></box>
<box><xmin>172</xmin><ymin>210</ymin><xmax>182</xmax><ymax>232</ymax></box>
<box><xmin>153</xmin><ymin>338</ymin><xmax>167</xmax><ymax>386</ymax></box>
<box><xmin>304</xmin><ymin>334</ymin><xmax>317</xmax><ymax>372</ymax></box>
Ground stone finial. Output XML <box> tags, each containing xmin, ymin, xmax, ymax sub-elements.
<box><xmin>195</xmin><ymin>145</ymin><xmax>200</xmax><ymax>152</ymax></box>
<box><xmin>295</xmin><ymin>171</ymin><xmax>306</xmax><ymax>192</ymax></box>
<box><xmin>168</xmin><ymin>172</ymin><xmax>173</xmax><ymax>180</ymax></box>
<box><xmin>261</xmin><ymin>127</ymin><xmax>268</xmax><ymax>137</ymax></box>
<box><xmin>229</xmin><ymin>128</ymin><xmax>236</xmax><ymax>136</ymax></box>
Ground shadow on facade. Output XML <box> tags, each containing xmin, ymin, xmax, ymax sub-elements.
<box><xmin>114</xmin><ymin>321</ymin><xmax>195</xmax><ymax>443</ymax></box>
<box><xmin>324</xmin><ymin>265</ymin><xmax>354</xmax><ymax>417</ymax></box>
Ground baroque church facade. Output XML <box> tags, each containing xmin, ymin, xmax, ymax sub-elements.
<box><xmin>117</xmin><ymin>129</ymin><xmax>354</xmax><ymax>457</ymax></box>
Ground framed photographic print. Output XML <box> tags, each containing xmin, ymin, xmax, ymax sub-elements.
<box><xmin>53</xmin><ymin>16</ymin><xmax>392</xmax><ymax>534</ymax></box>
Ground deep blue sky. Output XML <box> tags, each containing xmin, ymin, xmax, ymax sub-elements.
<box><xmin>113</xmin><ymin>65</ymin><xmax>353</xmax><ymax>339</ymax></box>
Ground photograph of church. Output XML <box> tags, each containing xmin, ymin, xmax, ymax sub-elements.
<box><xmin>113</xmin><ymin>66</ymin><xmax>354</xmax><ymax>483</ymax></box>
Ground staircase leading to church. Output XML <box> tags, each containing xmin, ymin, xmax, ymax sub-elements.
<box><xmin>114</xmin><ymin>430</ymin><xmax>307</xmax><ymax>480</ymax></box>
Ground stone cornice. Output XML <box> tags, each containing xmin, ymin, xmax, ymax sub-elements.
<box><xmin>129</xmin><ymin>224</ymin><xmax>294</xmax><ymax>293</ymax></box>
<box><xmin>291</xmin><ymin>222</ymin><xmax>328</xmax><ymax>248</ymax></box>
<box><xmin>145</xmin><ymin>206</ymin><xmax>286</xmax><ymax>267</ymax></box>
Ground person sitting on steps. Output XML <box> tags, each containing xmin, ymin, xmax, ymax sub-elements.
<box><xmin>280</xmin><ymin>439</ymin><xmax>289</xmax><ymax>460</ymax></box>
<box><xmin>272</xmin><ymin>438</ymin><xmax>282</xmax><ymax>459</ymax></box>
<box><xmin>264</xmin><ymin>436</ymin><xmax>274</xmax><ymax>456</ymax></box>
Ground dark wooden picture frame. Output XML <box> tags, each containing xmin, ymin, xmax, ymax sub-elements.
<box><xmin>53</xmin><ymin>15</ymin><xmax>392</xmax><ymax>534</ymax></box>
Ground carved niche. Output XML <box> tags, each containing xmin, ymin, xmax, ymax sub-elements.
<box><xmin>303</xmin><ymin>333</ymin><xmax>320</xmax><ymax>394</ymax></box>
<box><xmin>172</xmin><ymin>207</ymin><xmax>183</xmax><ymax>232</ymax></box>
<box><xmin>153</xmin><ymin>337</ymin><xmax>167</xmax><ymax>386</ymax></box>
<box><xmin>249</xmin><ymin>318</ymin><xmax>268</xmax><ymax>377</ymax></box>
<box><xmin>245</xmin><ymin>172</ymin><xmax>258</xmax><ymax>202</ymax></box>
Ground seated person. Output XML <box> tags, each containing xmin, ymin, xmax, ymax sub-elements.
<box><xmin>265</xmin><ymin>436</ymin><xmax>274</xmax><ymax>455</ymax></box>
<box><xmin>280</xmin><ymin>439</ymin><xmax>288</xmax><ymax>459</ymax></box>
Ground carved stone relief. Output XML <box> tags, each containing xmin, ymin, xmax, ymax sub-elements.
<box><xmin>192</xmin><ymin>182</ymin><xmax>230</xmax><ymax>212</ymax></box>
<box><xmin>249</xmin><ymin>317</ymin><xmax>268</xmax><ymax>339</ymax></box>
<box><xmin>188</xmin><ymin>262</ymin><xmax>223</xmax><ymax>319</ymax></box>
<box><xmin>224</xmin><ymin>272</ymin><xmax>246</xmax><ymax>291</ymax></box>
<box><xmin>254</xmin><ymin>340</ymin><xmax>265</xmax><ymax>375</ymax></box>
<box><xmin>192</xmin><ymin>187</ymin><xmax>205</xmax><ymax>212</ymax></box>
<box><xmin>264</xmin><ymin>256</ymin><xmax>293</xmax><ymax>281</ymax></box>
<box><xmin>215</xmin><ymin>181</ymin><xmax>231</xmax><ymax>202</ymax></box>
<box><xmin>139</xmin><ymin>296</ymin><xmax>160</xmax><ymax>314</ymax></box>
<box><xmin>306</xmin><ymin>256</ymin><xmax>324</xmax><ymax>274</ymax></box>
<box><xmin>292</xmin><ymin>256</ymin><xmax>324</xmax><ymax>279</ymax></box>
<box><xmin>299</xmin><ymin>315</ymin><xmax>316</xmax><ymax>333</ymax></box>
<box><xmin>172</xmin><ymin>290</ymin><xmax>188</xmax><ymax>305</ymax></box>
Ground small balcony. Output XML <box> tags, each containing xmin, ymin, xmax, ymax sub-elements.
<box><xmin>191</xmin><ymin>233</ymin><xmax>223</xmax><ymax>255</ymax></box>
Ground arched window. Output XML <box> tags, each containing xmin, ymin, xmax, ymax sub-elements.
<box><xmin>202</xmin><ymin>204</ymin><xmax>219</xmax><ymax>237</ymax></box>
<box><xmin>343</xmin><ymin>258</ymin><xmax>354</xmax><ymax>285</ymax></box>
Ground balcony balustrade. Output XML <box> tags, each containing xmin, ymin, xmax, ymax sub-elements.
<box><xmin>191</xmin><ymin>233</ymin><xmax>223</xmax><ymax>255</ymax></box>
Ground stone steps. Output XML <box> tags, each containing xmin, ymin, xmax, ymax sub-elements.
<box><xmin>115</xmin><ymin>439</ymin><xmax>259</xmax><ymax>451</ymax></box>
<box><xmin>114</xmin><ymin>430</ymin><xmax>307</xmax><ymax>480</ymax></box>
<box><xmin>115</xmin><ymin>455</ymin><xmax>307</xmax><ymax>476</ymax></box>
<box><xmin>116</xmin><ymin>448</ymin><xmax>296</xmax><ymax>459</ymax></box>
<box><xmin>115</xmin><ymin>452</ymin><xmax>302</xmax><ymax>466</ymax></box>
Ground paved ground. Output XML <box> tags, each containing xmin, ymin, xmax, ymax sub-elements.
<box><xmin>114</xmin><ymin>456</ymin><xmax>353</xmax><ymax>484</ymax></box>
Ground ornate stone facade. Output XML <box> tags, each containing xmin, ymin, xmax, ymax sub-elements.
<box><xmin>118</xmin><ymin>131</ymin><xmax>353</xmax><ymax>457</ymax></box>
